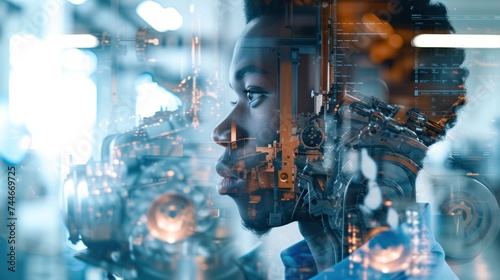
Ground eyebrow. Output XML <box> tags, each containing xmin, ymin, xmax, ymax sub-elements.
<box><xmin>234</xmin><ymin>65</ymin><xmax>269</xmax><ymax>81</ymax></box>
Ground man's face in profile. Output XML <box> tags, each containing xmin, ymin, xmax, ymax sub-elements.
<box><xmin>210</xmin><ymin>2</ymin><xmax>425</xmax><ymax>236</ymax></box>
<box><xmin>211</xmin><ymin>5</ymin><xmax>385</xmax><ymax>237</ymax></box>
<box><xmin>212</xmin><ymin>17</ymin><xmax>294</xmax><ymax>235</ymax></box>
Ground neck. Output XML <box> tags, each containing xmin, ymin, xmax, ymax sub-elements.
<box><xmin>298</xmin><ymin>221</ymin><xmax>343</xmax><ymax>272</ymax></box>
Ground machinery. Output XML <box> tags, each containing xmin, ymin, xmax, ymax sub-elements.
<box><xmin>61</xmin><ymin>83</ymin><xmax>247</xmax><ymax>279</ymax></box>
<box><xmin>214</xmin><ymin>0</ymin><xmax>500</xmax><ymax>272</ymax></box>
<box><xmin>60</xmin><ymin>1</ymin><xmax>499</xmax><ymax>279</ymax></box>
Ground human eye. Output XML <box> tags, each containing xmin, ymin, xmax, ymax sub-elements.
<box><xmin>244</xmin><ymin>87</ymin><xmax>268</xmax><ymax>107</ymax></box>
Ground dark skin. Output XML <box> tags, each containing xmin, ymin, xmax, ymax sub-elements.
<box><xmin>212</xmin><ymin>16</ymin><xmax>337</xmax><ymax>269</ymax></box>
<box><xmin>213</xmin><ymin>0</ymin><xmax>466</xmax><ymax>273</ymax></box>
<box><xmin>212</xmin><ymin>17</ymin><xmax>287</xmax><ymax>235</ymax></box>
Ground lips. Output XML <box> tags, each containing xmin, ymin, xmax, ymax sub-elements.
<box><xmin>217</xmin><ymin>174</ymin><xmax>252</xmax><ymax>194</ymax></box>
<box><xmin>215</xmin><ymin>160</ymin><xmax>238</xmax><ymax>177</ymax></box>
<box><xmin>217</xmin><ymin>177</ymin><xmax>240</xmax><ymax>194</ymax></box>
<box><xmin>215</xmin><ymin>161</ymin><xmax>245</xmax><ymax>194</ymax></box>
<box><xmin>215</xmin><ymin>148</ymin><xmax>270</xmax><ymax>194</ymax></box>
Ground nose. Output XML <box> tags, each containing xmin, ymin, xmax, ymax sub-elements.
<box><xmin>212</xmin><ymin>112</ymin><xmax>239</xmax><ymax>148</ymax></box>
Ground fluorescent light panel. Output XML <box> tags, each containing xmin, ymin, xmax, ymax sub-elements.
<box><xmin>56</xmin><ymin>34</ymin><xmax>99</xmax><ymax>48</ymax></box>
<box><xmin>412</xmin><ymin>34</ymin><xmax>500</xmax><ymax>48</ymax></box>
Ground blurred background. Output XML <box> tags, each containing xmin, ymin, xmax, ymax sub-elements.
<box><xmin>0</xmin><ymin>0</ymin><xmax>498</xmax><ymax>279</ymax></box>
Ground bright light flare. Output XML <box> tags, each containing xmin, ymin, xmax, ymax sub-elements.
<box><xmin>61</xmin><ymin>48</ymin><xmax>98</xmax><ymax>75</ymax></box>
<box><xmin>62</xmin><ymin>178</ymin><xmax>75</xmax><ymax>213</ymax></box>
<box><xmin>52</xmin><ymin>34</ymin><xmax>99</xmax><ymax>49</ymax></box>
<box><xmin>67</xmin><ymin>0</ymin><xmax>88</xmax><ymax>5</ymax></box>
<box><xmin>0</xmin><ymin>109</ymin><xmax>32</xmax><ymax>164</ymax></box>
<box><xmin>412</xmin><ymin>34</ymin><xmax>500</xmax><ymax>48</ymax></box>
<box><xmin>135</xmin><ymin>73</ymin><xmax>182</xmax><ymax>117</ymax></box>
<box><xmin>77</xmin><ymin>180</ymin><xmax>89</xmax><ymax>200</ymax></box>
<box><xmin>19</xmin><ymin>135</ymin><xmax>31</xmax><ymax>150</ymax></box>
<box><xmin>10</xmin><ymin>33</ymin><xmax>97</xmax><ymax>156</ymax></box>
<box><xmin>136</xmin><ymin>1</ymin><xmax>183</xmax><ymax>32</ymax></box>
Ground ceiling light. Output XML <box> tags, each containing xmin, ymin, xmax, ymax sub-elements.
<box><xmin>412</xmin><ymin>34</ymin><xmax>500</xmax><ymax>48</ymax></box>
<box><xmin>136</xmin><ymin>1</ymin><xmax>183</xmax><ymax>32</ymax></box>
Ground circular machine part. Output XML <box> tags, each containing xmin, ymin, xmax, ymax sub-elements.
<box><xmin>300</xmin><ymin>124</ymin><xmax>325</xmax><ymax>149</ymax></box>
<box><xmin>147</xmin><ymin>193</ymin><xmax>196</xmax><ymax>244</ymax></box>
<box><xmin>127</xmin><ymin>179</ymin><xmax>241</xmax><ymax>280</ymax></box>
<box><xmin>431</xmin><ymin>175</ymin><xmax>500</xmax><ymax>261</ymax></box>
<box><xmin>342</xmin><ymin>150</ymin><xmax>421</xmax><ymax>218</ymax></box>
<box><xmin>336</xmin><ymin>131</ymin><xmax>426</xmax><ymax>258</ymax></box>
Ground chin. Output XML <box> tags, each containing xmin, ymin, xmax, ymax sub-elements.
<box><xmin>241</xmin><ymin>218</ymin><xmax>272</xmax><ymax>237</ymax></box>
<box><xmin>226</xmin><ymin>190</ymin><xmax>296</xmax><ymax>237</ymax></box>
